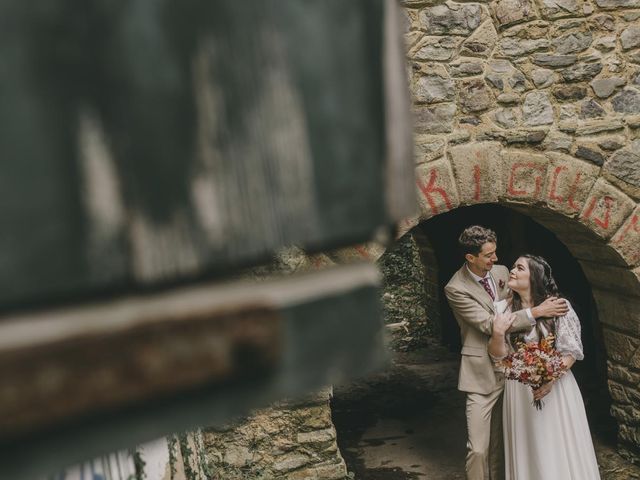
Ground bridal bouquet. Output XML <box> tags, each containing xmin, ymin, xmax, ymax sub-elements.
<box><xmin>499</xmin><ymin>335</ymin><xmax>566</xmax><ymax>410</ymax></box>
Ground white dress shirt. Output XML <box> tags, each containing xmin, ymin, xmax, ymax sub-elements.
<box><xmin>466</xmin><ymin>265</ymin><xmax>535</xmax><ymax>324</ymax></box>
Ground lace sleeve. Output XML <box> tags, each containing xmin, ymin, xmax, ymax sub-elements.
<box><xmin>555</xmin><ymin>304</ymin><xmax>584</xmax><ymax>361</ymax></box>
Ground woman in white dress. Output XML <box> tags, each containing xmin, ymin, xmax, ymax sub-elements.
<box><xmin>488</xmin><ymin>254</ymin><xmax>601</xmax><ymax>480</ymax></box>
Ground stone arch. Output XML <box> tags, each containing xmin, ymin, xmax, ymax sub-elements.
<box><xmin>354</xmin><ymin>145</ymin><xmax>640</xmax><ymax>461</ymax></box>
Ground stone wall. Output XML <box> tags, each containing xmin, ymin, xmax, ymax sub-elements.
<box><xmin>404</xmin><ymin>0</ymin><xmax>640</xmax><ymax>169</ymax></box>
<box><xmin>202</xmin><ymin>390</ymin><xmax>347</xmax><ymax>480</ymax></box>
<box><xmin>399</xmin><ymin>0</ymin><xmax>640</xmax><ymax>462</ymax></box>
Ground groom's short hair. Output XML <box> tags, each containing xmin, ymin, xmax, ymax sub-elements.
<box><xmin>459</xmin><ymin>225</ymin><xmax>497</xmax><ymax>256</ymax></box>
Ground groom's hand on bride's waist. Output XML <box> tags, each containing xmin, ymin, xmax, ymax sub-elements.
<box><xmin>530</xmin><ymin>297</ymin><xmax>568</xmax><ymax>319</ymax></box>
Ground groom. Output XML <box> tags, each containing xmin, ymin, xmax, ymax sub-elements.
<box><xmin>444</xmin><ymin>225</ymin><xmax>568</xmax><ymax>480</ymax></box>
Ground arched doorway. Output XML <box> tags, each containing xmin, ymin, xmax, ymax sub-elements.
<box><xmin>333</xmin><ymin>191</ymin><xmax>640</xmax><ymax>476</ymax></box>
<box><xmin>416</xmin><ymin>203</ymin><xmax>615</xmax><ymax>446</ymax></box>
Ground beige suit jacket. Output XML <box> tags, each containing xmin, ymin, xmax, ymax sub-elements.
<box><xmin>445</xmin><ymin>264</ymin><xmax>533</xmax><ymax>395</ymax></box>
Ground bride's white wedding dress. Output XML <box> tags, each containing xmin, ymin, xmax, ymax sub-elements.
<box><xmin>502</xmin><ymin>303</ymin><xmax>601</xmax><ymax>480</ymax></box>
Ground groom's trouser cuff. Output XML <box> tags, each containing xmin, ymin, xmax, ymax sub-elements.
<box><xmin>465</xmin><ymin>388</ymin><xmax>503</xmax><ymax>480</ymax></box>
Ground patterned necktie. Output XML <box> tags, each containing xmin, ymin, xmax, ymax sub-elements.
<box><xmin>479</xmin><ymin>277</ymin><xmax>495</xmax><ymax>301</ymax></box>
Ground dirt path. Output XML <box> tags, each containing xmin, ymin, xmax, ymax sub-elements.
<box><xmin>332</xmin><ymin>348</ymin><xmax>640</xmax><ymax>480</ymax></box>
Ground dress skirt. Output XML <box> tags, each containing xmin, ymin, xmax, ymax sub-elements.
<box><xmin>503</xmin><ymin>371</ymin><xmax>601</xmax><ymax>480</ymax></box>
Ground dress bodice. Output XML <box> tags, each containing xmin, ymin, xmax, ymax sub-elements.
<box><xmin>509</xmin><ymin>302</ymin><xmax>584</xmax><ymax>361</ymax></box>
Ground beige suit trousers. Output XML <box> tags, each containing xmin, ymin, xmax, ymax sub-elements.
<box><xmin>465</xmin><ymin>386</ymin><xmax>505</xmax><ymax>480</ymax></box>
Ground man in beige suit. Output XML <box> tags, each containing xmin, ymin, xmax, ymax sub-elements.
<box><xmin>444</xmin><ymin>226</ymin><xmax>568</xmax><ymax>480</ymax></box>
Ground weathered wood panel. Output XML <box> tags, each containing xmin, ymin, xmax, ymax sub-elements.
<box><xmin>0</xmin><ymin>0</ymin><xmax>414</xmax><ymax>310</ymax></box>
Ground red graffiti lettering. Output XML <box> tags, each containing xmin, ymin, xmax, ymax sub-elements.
<box><xmin>417</xmin><ymin>169</ymin><xmax>452</xmax><ymax>214</ymax></box>
<box><xmin>548</xmin><ymin>166</ymin><xmax>567</xmax><ymax>203</ymax></box>
<box><xmin>583</xmin><ymin>196</ymin><xmax>614</xmax><ymax>229</ymax></box>
<box><xmin>473</xmin><ymin>165</ymin><xmax>481</xmax><ymax>201</ymax></box>
<box><xmin>614</xmin><ymin>214</ymin><xmax>640</xmax><ymax>244</ymax></box>
<box><xmin>567</xmin><ymin>173</ymin><xmax>582</xmax><ymax>211</ymax></box>
<box><xmin>508</xmin><ymin>163</ymin><xmax>546</xmax><ymax>197</ymax></box>
<box><xmin>548</xmin><ymin>168</ymin><xmax>583</xmax><ymax>211</ymax></box>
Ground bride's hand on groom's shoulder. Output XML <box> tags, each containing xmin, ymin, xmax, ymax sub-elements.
<box><xmin>531</xmin><ymin>296</ymin><xmax>568</xmax><ymax>319</ymax></box>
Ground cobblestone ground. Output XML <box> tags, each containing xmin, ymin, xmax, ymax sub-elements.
<box><xmin>332</xmin><ymin>347</ymin><xmax>640</xmax><ymax>480</ymax></box>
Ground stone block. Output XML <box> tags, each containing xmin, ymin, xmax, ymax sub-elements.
<box><xmin>297</xmin><ymin>406</ymin><xmax>334</xmax><ymax>430</ymax></box>
<box><xmin>461</xmin><ymin>20</ymin><xmax>498</xmax><ymax>57</ymax></box>
<box><xmin>631</xmin><ymin>350</ymin><xmax>640</xmax><ymax>370</ymax></box>
<box><xmin>610</xmin><ymin>206</ymin><xmax>640</xmax><ymax>268</ymax></box>
<box><xmin>523</xmin><ymin>91</ymin><xmax>554</xmax><ymax>126</ymax></box>
<box><xmin>595</xmin><ymin>0</ymin><xmax>640</xmax><ymax>8</ymax></box>
<box><xmin>414</xmin><ymin>134</ymin><xmax>446</xmax><ymax>164</ymax></box>
<box><xmin>593</xmin><ymin>35</ymin><xmax>616</xmax><ymax>51</ymax></box>
<box><xmin>612</xmin><ymin>89</ymin><xmax>640</xmax><ymax>114</ymax></box>
<box><xmin>579</xmin><ymin>178</ymin><xmax>636</xmax><ymax>239</ymax></box>
<box><xmin>531</xmin><ymin>68</ymin><xmax>556</xmax><ymax>88</ymax></box>
<box><xmin>413</xmin><ymin>74</ymin><xmax>455</xmax><ymax>104</ymax></box>
<box><xmin>608</xmin><ymin>360</ymin><xmax>640</xmax><ymax>385</ymax></box>
<box><xmin>497</xmin><ymin>93</ymin><xmax>520</xmax><ymax>104</ymax></box>
<box><xmin>622</xmin><ymin>26</ymin><xmax>640</xmax><ymax>50</ymax></box>
<box><xmin>580</xmin><ymin>99</ymin><xmax>606</xmax><ymax>118</ymax></box>
<box><xmin>560</xmin><ymin>62</ymin><xmax>603</xmax><ymax>83</ymax></box>
<box><xmin>409</xmin><ymin>36</ymin><xmax>460</xmax><ymax>61</ymax></box>
<box><xmin>497</xmin><ymin>38</ymin><xmax>549</xmax><ymax>58</ymax></box>
<box><xmin>593</xmin><ymin>289</ymin><xmax>640</xmax><ymax>335</ymax></box>
<box><xmin>543</xmin><ymin>152</ymin><xmax>599</xmax><ymax>217</ymax></box>
<box><xmin>501</xmin><ymin>150</ymin><xmax>549</xmax><ymax>203</ymax></box>
<box><xmin>592</xmin><ymin>14</ymin><xmax>616</xmax><ymax>30</ymax></box>
<box><xmin>590</xmin><ymin>77</ymin><xmax>626</xmax><ymax>99</ymax></box>
<box><xmin>611</xmin><ymin>404</ymin><xmax>632</xmax><ymax>424</ymax></box>
<box><xmin>492</xmin><ymin>0</ymin><xmax>537</xmax><ymax>28</ymax></box>
<box><xmin>505</xmin><ymin>129</ymin><xmax>548</xmax><ymax>144</ymax></box>
<box><xmin>317</xmin><ymin>462</ymin><xmax>349</xmax><ymax>479</ymax></box>
<box><xmin>297</xmin><ymin>427</ymin><xmax>336</xmax><ymax>444</ymax></box>
<box><xmin>413</xmin><ymin>103</ymin><xmax>456</xmax><ymax>134</ymax></box>
<box><xmin>459</xmin><ymin>78</ymin><xmax>494</xmax><ymax>113</ymax></box>
<box><xmin>531</xmin><ymin>54</ymin><xmax>577</xmax><ymax>67</ymax></box>
<box><xmin>447</xmin><ymin>58</ymin><xmax>485</xmax><ymax>77</ymax></box>
<box><xmin>609</xmin><ymin>380</ymin><xmax>632</xmax><ymax>404</ymax></box>
<box><xmin>574</xmin><ymin>145</ymin><xmax>605</xmax><ymax>166</ymax></box>
<box><xmin>575</xmin><ymin>120</ymin><xmax>624</xmax><ymax>136</ymax></box>
<box><xmin>415</xmin><ymin>159</ymin><xmax>460</xmax><ymax>220</ymax></box>
<box><xmin>273</xmin><ymin>453</ymin><xmax>311</xmax><ymax>473</ymax></box>
<box><xmin>618</xmin><ymin>424</ymin><xmax>640</xmax><ymax>447</ymax></box>
<box><xmin>492</xmin><ymin>108</ymin><xmax>518</xmax><ymax>129</ymax></box>
<box><xmin>448</xmin><ymin>129</ymin><xmax>472</xmax><ymax>145</ymax></box>
<box><xmin>582</xmin><ymin>262</ymin><xmax>640</xmax><ymax>295</ymax></box>
<box><xmin>418</xmin><ymin>3</ymin><xmax>483</xmax><ymax>35</ymax></box>
<box><xmin>602</xmin><ymin>327</ymin><xmax>640</xmax><ymax>364</ymax></box>
<box><xmin>449</xmin><ymin>142</ymin><xmax>503</xmax><ymax>205</ymax></box>
<box><xmin>604</xmin><ymin>140</ymin><xmax>640</xmax><ymax>196</ymax></box>
<box><xmin>626</xmin><ymin>51</ymin><xmax>640</xmax><ymax>66</ymax></box>
<box><xmin>223</xmin><ymin>446</ymin><xmax>255</xmax><ymax>467</ymax></box>
<box><xmin>542</xmin><ymin>131</ymin><xmax>573</xmax><ymax>152</ymax></box>
<box><xmin>287</xmin><ymin>462</ymin><xmax>347</xmax><ymax>480</ymax></box>
<box><xmin>598</xmin><ymin>136</ymin><xmax>625</xmax><ymax>151</ymax></box>
<box><xmin>560</xmin><ymin>106</ymin><xmax>578</xmax><ymax>124</ymax></box>
<box><xmin>536</xmin><ymin>0</ymin><xmax>584</xmax><ymax>18</ymax></box>
<box><xmin>552</xmin><ymin>85</ymin><xmax>586</xmax><ymax>101</ymax></box>
<box><xmin>552</xmin><ymin>31</ymin><xmax>592</xmax><ymax>54</ymax></box>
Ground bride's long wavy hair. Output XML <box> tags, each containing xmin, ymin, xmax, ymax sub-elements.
<box><xmin>510</xmin><ymin>254</ymin><xmax>561</xmax><ymax>343</ymax></box>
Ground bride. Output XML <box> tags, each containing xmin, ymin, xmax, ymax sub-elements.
<box><xmin>488</xmin><ymin>254</ymin><xmax>601</xmax><ymax>480</ymax></box>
